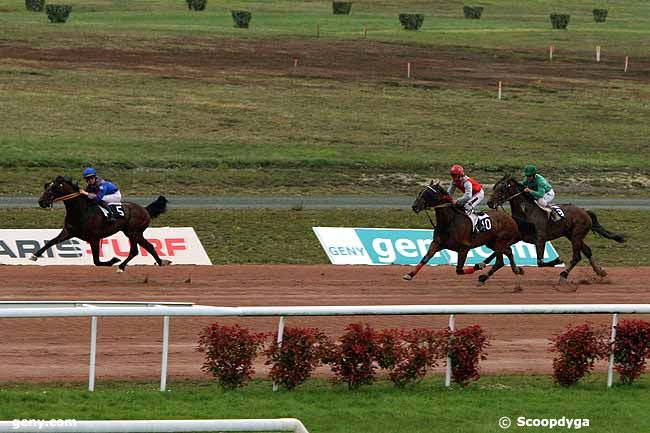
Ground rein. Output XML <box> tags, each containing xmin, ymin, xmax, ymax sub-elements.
<box><xmin>54</xmin><ymin>192</ymin><xmax>81</xmax><ymax>202</ymax></box>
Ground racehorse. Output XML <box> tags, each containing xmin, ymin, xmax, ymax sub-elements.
<box><xmin>34</xmin><ymin>176</ymin><xmax>171</xmax><ymax>272</ymax></box>
<box><xmin>404</xmin><ymin>181</ymin><xmax>523</xmax><ymax>285</ymax></box>
<box><xmin>486</xmin><ymin>175</ymin><xmax>625</xmax><ymax>281</ymax></box>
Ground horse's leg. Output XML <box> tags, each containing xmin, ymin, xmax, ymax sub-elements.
<box><xmin>504</xmin><ymin>247</ymin><xmax>524</xmax><ymax>275</ymax></box>
<box><xmin>29</xmin><ymin>229</ymin><xmax>71</xmax><ymax>261</ymax></box>
<box><xmin>403</xmin><ymin>242</ymin><xmax>441</xmax><ymax>281</ymax></box>
<box><xmin>582</xmin><ymin>243</ymin><xmax>607</xmax><ymax>277</ymax></box>
<box><xmin>535</xmin><ymin>241</ymin><xmax>563</xmax><ymax>267</ymax></box>
<box><xmin>136</xmin><ymin>234</ymin><xmax>171</xmax><ymax>267</ymax></box>
<box><xmin>89</xmin><ymin>239</ymin><xmax>121</xmax><ymax>267</ymax></box>
<box><xmin>473</xmin><ymin>252</ymin><xmax>495</xmax><ymax>271</ymax></box>
<box><xmin>559</xmin><ymin>239</ymin><xmax>583</xmax><ymax>280</ymax></box>
<box><xmin>478</xmin><ymin>251</ymin><xmax>505</xmax><ymax>285</ymax></box>
<box><xmin>117</xmin><ymin>233</ymin><xmax>140</xmax><ymax>272</ymax></box>
<box><xmin>455</xmin><ymin>249</ymin><xmax>476</xmax><ymax>275</ymax></box>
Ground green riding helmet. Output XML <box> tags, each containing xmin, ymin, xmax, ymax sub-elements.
<box><xmin>524</xmin><ymin>165</ymin><xmax>537</xmax><ymax>176</ymax></box>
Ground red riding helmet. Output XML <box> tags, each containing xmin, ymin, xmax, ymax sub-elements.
<box><xmin>450</xmin><ymin>164</ymin><xmax>465</xmax><ymax>176</ymax></box>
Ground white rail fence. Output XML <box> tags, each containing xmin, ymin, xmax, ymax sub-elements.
<box><xmin>1</xmin><ymin>301</ymin><xmax>650</xmax><ymax>391</ymax></box>
<box><xmin>0</xmin><ymin>419</ymin><xmax>310</xmax><ymax>433</ymax></box>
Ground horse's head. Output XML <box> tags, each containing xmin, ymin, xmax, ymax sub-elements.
<box><xmin>412</xmin><ymin>181</ymin><xmax>451</xmax><ymax>213</ymax></box>
<box><xmin>38</xmin><ymin>176</ymin><xmax>79</xmax><ymax>208</ymax></box>
<box><xmin>487</xmin><ymin>174</ymin><xmax>523</xmax><ymax>209</ymax></box>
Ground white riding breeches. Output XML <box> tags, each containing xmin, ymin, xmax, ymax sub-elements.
<box><xmin>536</xmin><ymin>189</ymin><xmax>555</xmax><ymax>209</ymax></box>
<box><xmin>102</xmin><ymin>191</ymin><xmax>122</xmax><ymax>204</ymax></box>
<box><xmin>463</xmin><ymin>189</ymin><xmax>485</xmax><ymax>215</ymax></box>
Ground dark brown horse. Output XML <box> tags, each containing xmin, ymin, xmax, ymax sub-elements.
<box><xmin>33</xmin><ymin>176</ymin><xmax>171</xmax><ymax>272</ymax></box>
<box><xmin>486</xmin><ymin>175</ymin><xmax>625</xmax><ymax>280</ymax></box>
<box><xmin>404</xmin><ymin>182</ymin><xmax>523</xmax><ymax>285</ymax></box>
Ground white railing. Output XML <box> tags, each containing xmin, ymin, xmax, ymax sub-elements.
<box><xmin>1</xmin><ymin>302</ymin><xmax>649</xmax><ymax>390</ymax></box>
<box><xmin>0</xmin><ymin>419</ymin><xmax>310</xmax><ymax>433</ymax></box>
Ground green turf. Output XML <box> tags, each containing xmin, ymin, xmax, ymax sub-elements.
<box><xmin>0</xmin><ymin>208</ymin><xmax>644</xmax><ymax>265</ymax></box>
<box><xmin>0</xmin><ymin>376</ymin><xmax>648</xmax><ymax>433</ymax></box>
<box><xmin>1</xmin><ymin>0</ymin><xmax>650</xmax><ymax>196</ymax></box>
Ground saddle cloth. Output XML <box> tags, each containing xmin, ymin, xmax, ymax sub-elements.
<box><xmin>470</xmin><ymin>212</ymin><xmax>492</xmax><ymax>232</ymax></box>
<box><xmin>534</xmin><ymin>202</ymin><xmax>566</xmax><ymax>219</ymax></box>
<box><xmin>98</xmin><ymin>203</ymin><xmax>125</xmax><ymax>218</ymax></box>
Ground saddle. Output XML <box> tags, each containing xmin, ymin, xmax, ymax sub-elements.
<box><xmin>98</xmin><ymin>203</ymin><xmax>125</xmax><ymax>219</ymax></box>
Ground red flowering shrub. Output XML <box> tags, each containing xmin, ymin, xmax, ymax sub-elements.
<box><xmin>441</xmin><ymin>325</ymin><xmax>489</xmax><ymax>386</ymax></box>
<box><xmin>197</xmin><ymin>323</ymin><xmax>266</xmax><ymax>389</ymax></box>
<box><xmin>613</xmin><ymin>319</ymin><xmax>650</xmax><ymax>384</ymax></box>
<box><xmin>265</xmin><ymin>327</ymin><xmax>334</xmax><ymax>390</ymax></box>
<box><xmin>328</xmin><ymin>323</ymin><xmax>378</xmax><ymax>389</ymax></box>
<box><xmin>549</xmin><ymin>323</ymin><xmax>608</xmax><ymax>387</ymax></box>
<box><xmin>376</xmin><ymin>328</ymin><xmax>442</xmax><ymax>387</ymax></box>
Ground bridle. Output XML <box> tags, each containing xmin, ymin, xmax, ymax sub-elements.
<box><xmin>418</xmin><ymin>185</ymin><xmax>454</xmax><ymax>228</ymax></box>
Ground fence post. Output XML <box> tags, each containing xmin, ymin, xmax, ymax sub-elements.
<box><xmin>161</xmin><ymin>315</ymin><xmax>170</xmax><ymax>392</ymax></box>
<box><xmin>272</xmin><ymin>316</ymin><xmax>285</xmax><ymax>391</ymax></box>
<box><xmin>607</xmin><ymin>313</ymin><xmax>619</xmax><ymax>388</ymax></box>
<box><xmin>89</xmin><ymin>316</ymin><xmax>97</xmax><ymax>392</ymax></box>
<box><xmin>445</xmin><ymin>314</ymin><xmax>456</xmax><ymax>387</ymax></box>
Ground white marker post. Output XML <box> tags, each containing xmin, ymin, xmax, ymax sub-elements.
<box><xmin>293</xmin><ymin>58</ymin><xmax>298</xmax><ymax>68</ymax></box>
<box><xmin>498</xmin><ymin>81</ymin><xmax>502</xmax><ymax>100</ymax></box>
<box><xmin>363</xmin><ymin>24</ymin><xmax>368</xmax><ymax>38</ymax></box>
<box><xmin>407</xmin><ymin>62</ymin><xmax>411</xmax><ymax>78</ymax></box>
<box><xmin>549</xmin><ymin>44</ymin><xmax>554</xmax><ymax>62</ymax></box>
<box><xmin>624</xmin><ymin>56</ymin><xmax>629</xmax><ymax>72</ymax></box>
<box><xmin>596</xmin><ymin>45</ymin><xmax>601</xmax><ymax>62</ymax></box>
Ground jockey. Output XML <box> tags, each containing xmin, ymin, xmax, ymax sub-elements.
<box><xmin>447</xmin><ymin>164</ymin><xmax>485</xmax><ymax>229</ymax></box>
<box><xmin>80</xmin><ymin>167</ymin><xmax>121</xmax><ymax>223</ymax></box>
<box><xmin>522</xmin><ymin>164</ymin><xmax>560</xmax><ymax>222</ymax></box>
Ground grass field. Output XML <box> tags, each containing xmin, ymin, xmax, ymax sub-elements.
<box><xmin>0</xmin><ymin>207</ymin><xmax>644</xmax><ymax>265</ymax></box>
<box><xmin>1</xmin><ymin>376</ymin><xmax>649</xmax><ymax>433</ymax></box>
<box><xmin>1</xmin><ymin>0</ymin><xmax>650</xmax><ymax>196</ymax></box>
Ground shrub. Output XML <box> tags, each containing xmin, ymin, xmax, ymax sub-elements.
<box><xmin>441</xmin><ymin>325</ymin><xmax>489</xmax><ymax>386</ymax></box>
<box><xmin>328</xmin><ymin>323</ymin><xmax>378</xmax><ymax>389</ymax></box>
<box><xmin>376</xmin><ymin>328</ymin><xmax>442</xmax><ymax>387</ymax></box>
<box><xmin>231</xmin><ymin>10</ymin><xmax>252</xmax><ymax>28</ymax></box>
<box><xmin>186</xmin><ymin>0</ymin><xmax>206</xmax><ymax>11</ymax></box>
<box><xmin>613</xmin><ymin>319</ymin><xmax>650</xmax><ymax>384</ymax></box>
<box><xmin>398</xmin><ymin>13</ymin><xmax>424</xmax><ymax>31</ymax></box>
<box><xmin>265</xmin><ymin>327</ymin><xmax>334</xmax><ymax>390</ymax></box>
<box><xmin>593</xmin><ymin>8</ymin><xmax>608</xmax><ymax>23</ymax></box>
<box><xmin>463</xmin><ymin>6</ymin><xmax>484</xmax><ymax>19</ymax></box>
<box><xmin>197</xmin><ymin>323</ymin><xmax>266</xmax><ymax>389</ymax></box>
<box><xmin>332</xmin><ymin>1</ymin><xmax>352</xmax><ymax>15</ymax></box>
<box><xmin>549</xmin><ymin>13</ymin><xmax>570</xmax><ymax>29</ymax></box>
<box><xmin>25</xmin><ymin>0</ymin><xmax>45</xmax><ymax>12</ymax></box>
<box><xmin>549</xmin><ymin>323</ymin><xmax>608</xmax><ymax>386</ymax></box>
<box><xmin>45</xmin><ymin>4</ymin><xmax>71</xmax><ymax>23</ymax></box>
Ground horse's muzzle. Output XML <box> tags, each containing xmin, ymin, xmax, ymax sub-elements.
<box><xmin>411</xmin><ymin>205</ymin><xmax>421</xmax><ymax>213</ymax></box>
<box><xmin>486</xmin><ymin>200</ymin><xmax>496</xmax><ymax>209</ymax></box>
<box><xmin>38</xmin><ymin>199</ymin><xmax>52</xmax><ymax>209</ymax></box>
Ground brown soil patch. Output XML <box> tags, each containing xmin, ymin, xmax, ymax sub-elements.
<box><xmin>0</xmin><ymin>265</ymin><xmax>648</xmax><ymax>383</ymax></box>
<box><xmin>2</xmin><ymin>38</ymin><xmax>649</xmax><ymax>89</ymax></box>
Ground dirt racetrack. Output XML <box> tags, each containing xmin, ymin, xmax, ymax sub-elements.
<box><xmin>0</xmin><ymin>265</ymin><xmax>648</xmax><ymax>383</ymax></box>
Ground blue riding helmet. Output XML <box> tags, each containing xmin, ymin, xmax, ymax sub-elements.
<box><xmin>82</xmin><ymin>167</ymin><xmax>97</xmax><ymax>178</ymax></box>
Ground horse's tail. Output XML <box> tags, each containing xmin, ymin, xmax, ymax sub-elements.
<box><xmin>146</xmin><ymin>196</ymin><xmax>168</xmax><ymax>219</ymax></box>
<box><xmin>587</xmin><ymin>210</ymin><xmax>626</xmax><ymax>243</ymax></box>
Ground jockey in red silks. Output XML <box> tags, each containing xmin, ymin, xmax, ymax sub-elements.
<box><xmin>447</xmin><ymin>164</ymin><xmax>485</xmax><ymax>229</ymax></box>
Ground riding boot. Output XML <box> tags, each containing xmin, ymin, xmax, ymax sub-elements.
<box><xmin>98</xmin><ymin>201</ymin><xmax>116</xmax><ymax>223</ymax></box>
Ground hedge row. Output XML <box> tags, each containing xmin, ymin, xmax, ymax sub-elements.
<box><xmin>197</xmin><ymin>322</ymin><xmax>488</xmax><ymax>390</ymax></box>
<box><xmin>197</xmin><ymin>320</ymin><xmax>650</xmax><ymax>390</ymax></box>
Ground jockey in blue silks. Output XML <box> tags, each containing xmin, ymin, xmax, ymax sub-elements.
<box><xmin>80</xmin><ymin>167</ymin><xmax>122</xmax><ymax>223</ymax></box>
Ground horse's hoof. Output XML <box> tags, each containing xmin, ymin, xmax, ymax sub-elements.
<box><xmin>474</xmin><ymin>262</ymin><xmax>486</xmax><ymax>271</ymax></box>
<box><xmin>403</xmin><ymin>274</ymin><xmax>413</xmax><ymax>281</ymax></box>
<box><xmin>29</xmin><ymin>255</ymin><xmax>38</xmax><ymax>262</ymax></box>
<box><xmin>597</xmin><ymin>268</ymin><xmax>607</xmax><ymax>277</ymax></box>
<box><xmin>108</xmin><ymin>257</ymin><xmax>121</xmax><ymax>266</ymax></box>
<box><xmin>116</xmin><ymin>268</ymin><xmax>124</xmax><ymax>273</ymax></box>
<box><xmin>517</xmin><ymin>267</ymin><xmax>525</xmax><ymax>275</ymax></box>
<box><xmin>478</xmin><ymin>275</ymin><xmax>488</xmax><ymax>284</ymax></box>
<box><xmin>161</xmin><ymin>259</ymin><xmax>172</xmax><ymax>267</ymax></box>
<box><xmin>559</xmin><ymin>271</ymin><xmax>569</xmax><ymax>280</ymax></box>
